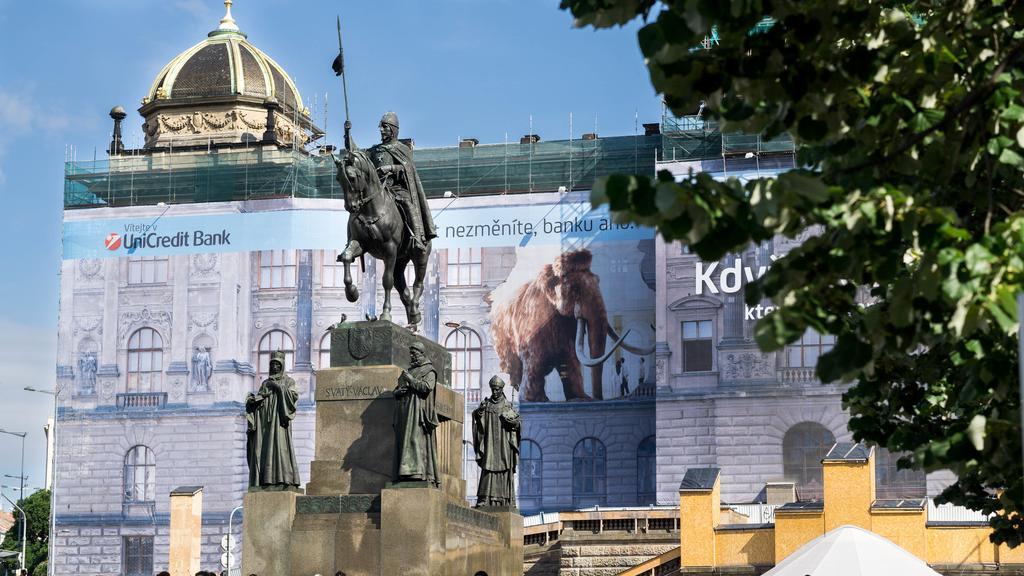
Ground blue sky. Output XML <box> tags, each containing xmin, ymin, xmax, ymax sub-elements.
<box><xmin>0</xmin><ymin>0</ymin><xmax>660</xmax><ymax>493</ymax></box>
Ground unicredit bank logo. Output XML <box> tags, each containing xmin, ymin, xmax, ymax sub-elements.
<box><xmin>105</xmin><ymin>233</ymin><xmax>122</xmax><ymax>251</ymax></box>
<box><xmin>102</xmin><ymin>222</ymin><xmax>232</xmax><ymax>255</ymax></box>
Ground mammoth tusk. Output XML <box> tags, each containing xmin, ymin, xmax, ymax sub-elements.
<box><xmin>608</xmin><ymin>323</ymin><xmax>657</xmax><ymax>356</ymax></box>
<box><xmin>575</xmin><ymin>317</ymin><xmax>631</xmax><ymax>367</ymax></box>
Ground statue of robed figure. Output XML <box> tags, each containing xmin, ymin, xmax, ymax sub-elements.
<box><xmin>393</xmin><ymin>342</ymin><xmax>440</xmax><ymax>485</ymax></box>
<box><xmin>472</xmin><ymin>375</ymin><xmax>521</xmax><ymax>507</ymax></box>
<box><xmin>246</xmin><ymin>351</ymin><xmax>300</xmax><ymax>490</ymax></box>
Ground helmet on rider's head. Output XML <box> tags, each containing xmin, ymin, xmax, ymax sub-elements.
<box><xmin>379</xmin><ymin>111</ymin><xmax>399</xmax><ymax>132</ymax></box>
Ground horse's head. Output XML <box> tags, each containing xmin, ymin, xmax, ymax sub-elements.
<box><xmin>335</xmin><ymin>148</ymin><xmax>380</xmax><ymax>213</ymax></box>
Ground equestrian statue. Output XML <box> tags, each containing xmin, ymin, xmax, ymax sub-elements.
<box><xmin>331</xmin><ymin>20</ymin><xmax>436</xmax><ymax>330</ymax></box>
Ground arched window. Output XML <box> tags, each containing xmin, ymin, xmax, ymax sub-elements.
<box><xmin>875</xmin><ymin>447</ymin><xmax>926</xmax><ymax>499</ymax></box>
<box><xmin>519</xmin><ymin>440</ymin><xmax>543</xmax><ymax>512</ymax></box>
<box><xmin>257</xmin><ymin>330</ymin><xmax>294</xmax><ymax>379</ymax></box>
<box><xmin>445</xmin><ymin>327</ymin><xmax>482</xmax><ymax>401</ymax></box>
<box><xmin>123</xmin><ymin>445</ymin><xmax>155</xmax><ymax>503</ymax></box>
<box><xmin>637</xmin><ymin>436</ymin><xmax>657</xmax><ymax>505</ymax></box>
<box><xmin>573</xmin><ymin>437</ymin><xmax>607</xmax><ymax>507</ymax></box>
<box><xmin>127</xmin><ymin>328</ymin><xmax>163</xmax><ymax>393</ymax></box>
<box><xmin>782</xmin><ymin>422</ymin><xmax>836</xmax><ymax>500</ymax></box>
<box><xmin>318</xmin><ymin>331</ymin><xmax>332</xmax><ymax>370</ymax></box>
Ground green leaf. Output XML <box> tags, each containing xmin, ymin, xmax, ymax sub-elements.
<box><xmin>999</xmin><ymin>147</ymin><xmax>1024</xmax><ymax>167</ymax></box>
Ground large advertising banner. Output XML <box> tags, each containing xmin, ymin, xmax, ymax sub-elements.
<box><xmin>62</xmin><ymin>196</ymin><xmax>658</xmax><ymax>404</ymax></box>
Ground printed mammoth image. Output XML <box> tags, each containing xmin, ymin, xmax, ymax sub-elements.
<box><xmin>488</xmin><ymin>241</ymin><xmax>656</xmax><ymax>403</ymax></box>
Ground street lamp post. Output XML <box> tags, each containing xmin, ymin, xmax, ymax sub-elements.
<box><xmin>0</xmin><ymin>428</ymin><xmax>27</xmax><ymax>558</ymax></box>
<box><xmin>0</xmin><ymin>426</ymin><xmax>26</xmax><ymax>510</ymax></box>
<box><xmin>25</xmin><ymin>386</ymin><xmax>58</xmax><ymax>576</ymax></box>
<box><xmin>1</xmin><ymin>493</ymin><xmax>26</xmax><ymax>573</ymax></box>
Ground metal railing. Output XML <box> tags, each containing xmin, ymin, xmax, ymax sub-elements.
<box><xmin>116</xmin><ymin>392</ymin><xmax>168</xmax><ymax>410</ymax></box>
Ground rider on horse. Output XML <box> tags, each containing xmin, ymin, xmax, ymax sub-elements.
<box><xmin>364</xmin><ymin>111</ymin><xmax>437</xmax><ymax>253</ymax></box>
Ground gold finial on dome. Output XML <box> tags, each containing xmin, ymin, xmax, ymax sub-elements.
<box><xmin>218</xmin><ymin>0</ymin><xmax>239</xmax><ymax>32</ymax></box>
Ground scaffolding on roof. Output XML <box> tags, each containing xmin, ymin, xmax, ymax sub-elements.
<box><xmin>64</xmin><ymin>134</ymin><xmax>662</xmax><ymax>210</ymax></box>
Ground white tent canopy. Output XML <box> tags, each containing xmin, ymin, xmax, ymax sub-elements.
<box><xmin>763</xmin><ymin>525</ymin><xmax>942</xmax><ymax>576</ymax></box>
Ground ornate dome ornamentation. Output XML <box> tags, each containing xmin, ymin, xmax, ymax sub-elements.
<box><xmin>138</xmin><ymin>1</ymin><xmax>317</xmax><ymax>149</ymax></box>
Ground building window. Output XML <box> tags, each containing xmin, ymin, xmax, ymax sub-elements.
<box><xmin>445</xmin><ymin>327</ymin><xmax>482</xmax><ymax>401</ymax></box>
<box><xmin>875</xmin><ymin>447</ymin><xmax>926</xmax><ymax>500</ymax></box>
<box><xmin>127</xmin><ymin>328</ymin><xmax>163</xmax><ymax>393</ymax></box>
<box><xmin>682</xmin><ymin>320</ymin><xmax>713</xmax><ymax>372</ymax></box>
<box><xmin>259</xmin><ymin>250</ymin><xmax>297</xmax><ymax>288</ymax></box>
<box><xmin>127</xmin><ymin>256</ymin><xmax>168</xmax><ymax>284</ymax></box>
<box><xmin>321</xmin><ymin>249</ymin><xmax>358</xmax><ymax>288</ymax></box>
<box><xmin>318</xmin><ymin>331</ymin><xmax>332</xmax><ymax>370</ymax></box>
<box><xmin>123</xmin><ymin>445</ymin><xmax>155</xmax><ymax>503</ymax></box>
<box><xmin>257</xmin><ymin>330</ymin><xmax>294</xmax><ymax>379</ymax></box>
<box><xmin>447</xmin><ymin>247</ymin><xmax>482</xmax><ymax>286</ymax></box>
<box><xmin>637</xmin><ymin>436</ymin><xmax>657</xmax><ymax>505</ymax></box>
<box><xmin>787</xmin><ymin>329</ymin><xmax>836</xmax><ymax>368</ymax></box>
<box><xmin>122</xmin><ymin>535</ymin><xmax>154</xmax><ymax>576</ymax></box>
<box><xmin>782</xmin><ymin>422</ymin><xmax>836</xmax><ymax>501</ymax></box>
<box><xmin>519</xmin><ymin>440</ymin><xmax>543</xmax><ymax>511</ymax></box>
<box><xmin>573</xmin><ymin>437</ymin><xmax>607</xmax><ymax>507</ymax></box>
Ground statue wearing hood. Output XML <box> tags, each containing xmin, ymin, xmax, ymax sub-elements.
<box><xmin>246</xmin><ymin>351</ymin><xmax>301</xmax><ymax>489</ymax></box>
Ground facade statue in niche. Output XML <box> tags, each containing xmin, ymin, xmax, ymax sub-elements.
<box><xmin>246</xmin><ymin>351</ymin><xmax>300</xmax><ymax>490</ymax></box>
<box><xmin>77</xmin><ymin>352</ymin><xmax>97</xmax><ymax>395</ymax></box>
<box><xmin>472</xmin><ymin>375</ymin><xmax>521</xmax><ymax>507</ymax></box>
<box><xmin>190</xmin><ymin>346</ymin><xmax>213</xmax><ymax>392</ymax></box>
<box><xmin>393</xmin><ymin>342</ymin><xmax>440</xmax><ymax>485</ymax></box>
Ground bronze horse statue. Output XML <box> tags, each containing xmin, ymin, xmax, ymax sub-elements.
<box><xmin>334</xmin><ymin>145</ymin><xmax>430</xmax><ymax>328</ymax></box>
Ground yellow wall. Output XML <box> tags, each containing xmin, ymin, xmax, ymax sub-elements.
<box><xmin>670</xmin><ymin>445</ymin><xmax>1014</xmax><ymax>575</ymax></box>
<box><xmin>823</xmin><ymin>459</ymin><xmax>874</xmax><ymax>531</ymax></box>
<box><xmin>773</xmin><ymin>512</ymin><xmax>823</xmax><ymax>562</ymax></box>
<box><xmin>869</xmin><ymin>511</ymin><xmax>925</xmax><ymax>558</ymax></box>
<box><xmin>926</xmin><ymin>526</ymin><xmax>996</xmax><ymax>565</ymax></box>
<box><xmin>999</xmin><ymin>541</ymin><xmax>1024</xmax><ymax>564</ymax></box>
<box><xmin>679</xmin><ymin>480</ymin><xmax>720</xmax><ymax>567</ymax></box>
<box><xmin>715</xmin><ymin>528</ymin><xmax>774</xmax><ymax>567</ymax></box>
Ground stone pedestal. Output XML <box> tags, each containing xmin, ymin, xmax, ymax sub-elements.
<box><xmin>242</xmin><ymin>490</ymin><xmax>299</xmax><ymax>576</ymax></box>
<box><xmin>168</xmin><ymin>486</ymin><xmax>203</xmax><ymax>576</ymax></box>
<box><xmin>242</xmin><ymin>321</ymin><xmax>523</xmax><ymax>576</ymax></box>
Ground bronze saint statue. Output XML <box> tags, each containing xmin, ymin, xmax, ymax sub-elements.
<box><xmin>331</xmin><ymin>42</ymin><xmax>434</xmax><ymax>330</ymax></box>
<box><xmin>393</xmin><ymin>342</ymin><xmax>440</xmax><ymax>485</ymax></box>
<box><xmin>333</xmin><ymin>117</ymin><xmax>434</xmax><ymax>329</ymax></box>
<box><xmin>472</xmin><ymin>375</ymin><xmax>521</xmax><ymax>507</ymax></box>
<box><xmin>246</xmin><ymin>351</ymin><xmax>300</xmax><ymax>489</ymax></box>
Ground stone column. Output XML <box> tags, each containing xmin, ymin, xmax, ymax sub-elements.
<box><xmin>294</xmin><ymin>250</ymin><xmax>314</xmax><ymax>374</ymax></box>
<box><xmin>167</xmin><ymin>255</ymin><xmax>190</xmax><ymax>390</ymax></box>
<box><xmin>423</xmin><ymin>251</ymin><xmax>441</xmax><ymax>341</ymax></box>
<box><xmin>100</xmin><ymin>258</ymin><xmax>120</xmax><ymax>367</ymax></box>
<box><xmin>168</xmin><ymin>486</ymin><xmax>203</xmax><ymax>576</ymax></box>
<box><xmin>97</xmin><ymin>258</ymin><xmax>121</xmax><ymax>402</ymax></box>
<box><xmin>721</xmin><ymin>252</ymin><xmax>745</xmax><ymax>342</ymax></box>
